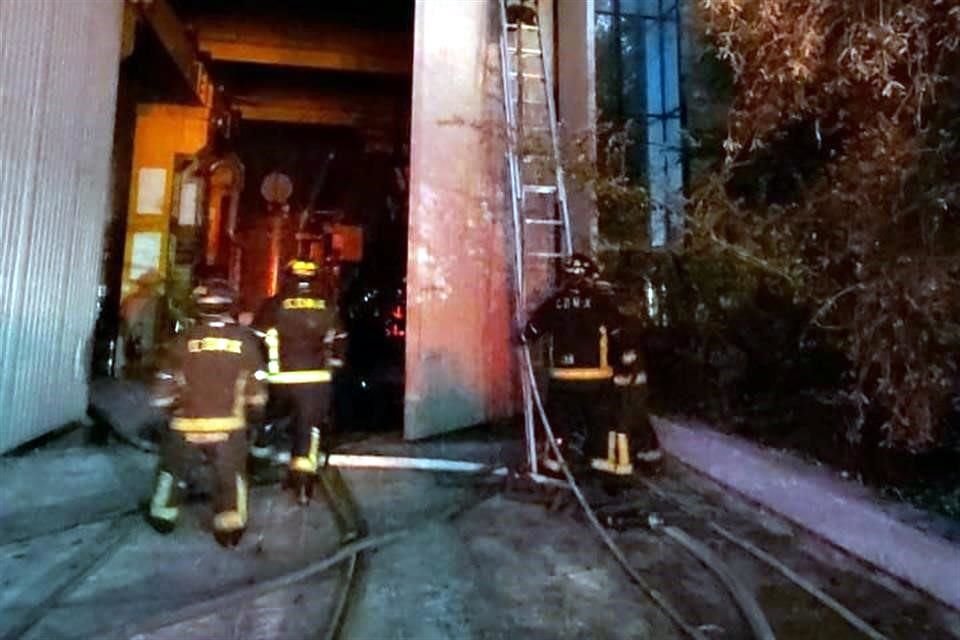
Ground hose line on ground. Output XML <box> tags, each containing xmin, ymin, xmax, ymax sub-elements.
<box><xmin>521</xmin><ymin>347</ymin><xmax>710</xmax><ymax>640</ymax></box>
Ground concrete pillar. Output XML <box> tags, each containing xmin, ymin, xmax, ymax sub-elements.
<box><xmin>556</xmin><ymin>0</ymin><xmax>597</xmax><ymax>254</ymax></box>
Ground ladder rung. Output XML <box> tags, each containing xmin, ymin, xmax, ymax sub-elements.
<box><xmin>525</xmin><ymin>218</ymin><xmax>563</xmax><ymax>225</ymax></box>
<box><xmin>523</xmin><ymin>184</ymin><xmax>557</xmax><ymax>194</ymax></box>
<box><xmin>521</xmin><ymin>154</ymin><xmax>548</xmax><ymax>163</ymax></box>
<box><xmin>509</xmin><ymin>71</ymin><xmax>545</xmax><ymax>80</ymax></box>
<box><xmin>508</xmin><ymin>47</ymin><xmax>543</xmax><ymax>56</ymax></box>
<box><xmin>529</xmin><ymin>252</ymin><xmax>565</xmax><ymax>259</ymax></box>
<box><xmin>507</xmin><ymin>23</ymin><xmax>540</xmax><ymax>32</ymax></box>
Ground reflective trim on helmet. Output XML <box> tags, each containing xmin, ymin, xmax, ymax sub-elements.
<box><xmin>287</xmin><ymin>259</ymin><xmax>319</xmax><ymax>277</ymax></box>
<box><xmin>268</xmin><ymin>370</ymin><xmax>332</xmax><ymax>384</ymax></box>
<box><xmin>195</xmin><ymin>295</ymin><xmax>234</xmax><ymax>306</ymax></box>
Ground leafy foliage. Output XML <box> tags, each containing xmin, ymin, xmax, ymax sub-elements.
<box><xmin>688</xmin><ymin>0</ymin><xmax>960</xmax><ymax>450</ymax></box>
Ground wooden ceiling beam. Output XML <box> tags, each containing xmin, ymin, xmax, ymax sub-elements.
<box><xmin>130</xmin><ymin>0</ymin><xmax>216</xmax><ymax>106</ymax></box>
<box><xmin>192</xmin><ymin>18</ymin><xmax>412</xmax><ymax>76</ymax></box>
<box><xmin>233</xmin><ymin>91</ymin><xmax>403</xmax><ymax>127</ymax></box>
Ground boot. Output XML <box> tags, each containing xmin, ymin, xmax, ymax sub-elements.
<box><xmin>591</xmin><ymin>431</ymin><xmax>634</xmax><ymax>476</ymax></box>
<box><xmin>213</xmin><ymin>528</ymin><xmax>244</xmax><ymax>548</ymax></box>
<box><xmin>635</xmin><ymin>447</ymin><xmax>664</xmax><ymax>475</ymax></box>
<box><xmin>145</xmin><ymin>513</ymin><xmax>176</xmax><ymax>535</ymax></box>
<box><xmin>284</xmin><ymin>469</ymin><xmax>316</xmax><ymax>505</ymax></box>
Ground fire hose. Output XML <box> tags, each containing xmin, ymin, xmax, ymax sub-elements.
<box><xmin>521</xmin><ymin>344</ymin><xmax>776</xmax><ymax>640</ymax></box>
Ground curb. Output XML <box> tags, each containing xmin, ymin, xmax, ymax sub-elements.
<box><xmin>654</xmin><ymin>417</ymin><xmax>960</xmax><ymax>612</ymax></box>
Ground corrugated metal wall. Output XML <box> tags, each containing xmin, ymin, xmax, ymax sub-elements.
<box><xmin>0</xmin><ymin>0</ymin><xmax>123</xmax><ymax>452</ymax></box>
<box><xmin>404</xmin><ymin>0</ymin><xmax>517</xmax><ymax>439</ymax></box>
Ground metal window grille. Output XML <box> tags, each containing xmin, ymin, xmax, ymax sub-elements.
<box><xmin>596</xmin><ymin>0</ymin><xmax>684</xmax><ymax>247</ymax></box>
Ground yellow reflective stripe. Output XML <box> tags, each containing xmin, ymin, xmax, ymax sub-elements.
<box><xmin>187</xmin><ymin>337</ymin><xmax>242</xmax><ymax>354</ymax></box>
<box><xmin>599</xmin><ymin>325</ymin><xmax>609</xmax><ymax>370</ymax></box>
<box><xmin>237</xmin><ymin>473</ymin><xmax>247</xmax><ymax>526</ymax></box>
<box><xmin>291</xmin><ymin>456</ymin><xmax>317</xmax><ymax>472</ymax></box>
<box><xmin>617</xmin><ymin>432</ymin><xmax>630</xmax><ymax>465</ymax></box>
<box><xmin>150</xmin><ymin>471</ymin><xmax>179</xmax><ymax>522</ymax></box>
<box><xmin>265</xmin><ymin>328</ymin><xmax>280</xmax><ymax>375</ymax></box>
<box><xmin>290</xmin><ymin>427</ymin><xmax>321</xmax><ymax>473</ymax></box>
<box><xmin>184</xmin><ymin>432</ymin><xmax>229</xmax><ymax>444</ymax></box>
<box><xmin>549</xmin><ymin>367</ymin><xmax>614</xmax><ymax>381</ymax></box>
<box><xmin>171</xmin><ymin>416</ymin><xmax>245</xmax><ymax>432</ymax></box>
<box><xmin>213</xmin><ymin>474</ymin><xmax>247</xmax><ymax>532</ymax></box>
<box><xmin>591</xmin><ymin>431</ymin><xmax>633</xmax><ymax>475</ymax></box>
<box><xmin>308</xmin><ymin>427</ymin><xmax>320</xmax><ymax>470</ymax></box>
<box><xmin>282</xmin><ymin>297</ymin><xmax>326</xmax><ymax>310</ymax></box>
<box><xmin>214</xmin><ymin>511</ymin><xmax>244</xmax><ymax>532</ymax></box>
<box><xmin>268</xmin><ymin>370</ymin><xmax>332</xmax><ymax>384</ymax></box>
<box><xmin>151</xmin><ymin>505</ymin><xmax>180</xmax><ymax>521</ymax></box>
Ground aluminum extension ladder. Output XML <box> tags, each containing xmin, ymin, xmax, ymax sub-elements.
<box><xmin>499</xmin><ymin>0</ymin><xmax>573</xmax><ymax>474</ymax></box>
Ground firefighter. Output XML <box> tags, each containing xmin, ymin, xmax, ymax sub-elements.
<box><xmin>253</xmin><ymin>259</ymin><xmax>346</xmax><ymax>504</ymax></box>
<box><xmin>600</xmin><ymin>322</ymin><xmax>664</xmax><ymax>476</ymax></box>
<box><xmin>506</xmin><ymin>0</ymin><xmax>538</xmax><ymax>25</ymax></box>
<box><xmin>521</xmin><ymin>253</ymin><xmax>622</xmax><ymax>473</ymax></box>
<box><xmin>147</xmin><ymin>278</ymin><xmax>267</xmax><ymax>547</ymax></box>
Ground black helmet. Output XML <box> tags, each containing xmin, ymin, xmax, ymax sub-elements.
<box><xmin>560</xmin><ymin>253</ymin><xmax>599</xmax><ymax>283</ymax></box>
<box><xmin>192</xmin><ymin>278</ymin><xmax>236</xmax><ymax>316</ymax></box>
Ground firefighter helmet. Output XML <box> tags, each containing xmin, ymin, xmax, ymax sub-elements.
<box><xmin>284</xmin><ymin>259</ymin><xmax>319</xmax><ymax>280</ymax></box>
<box><xmin>561</xmin><ymin>253</ymin><xmax>599</xmax><ymax>282</ymax></box>
<box><xmin>192</xmin><ymin>278</ymin><xmax>236</xmax><ymax>315</ymax></box>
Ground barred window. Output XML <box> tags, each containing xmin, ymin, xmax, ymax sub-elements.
<box><xmin>596</xmin><ymin>0</ymin><xmax>684</xmax><ymax>247</ymax></box>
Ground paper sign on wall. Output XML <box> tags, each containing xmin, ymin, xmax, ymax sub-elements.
<box><xmin>136</xmin><ymin>167</ymin><xmax>167</xmax><ymax>215</ymax></box>
<box><xmin>129</xmin><ymin>231</ymin><xmax>163</xmax><ymax>282</ymax></box>
<box><xmin>178</xmin><ymin>181</ymin><xmax>199</xmax><ymax>226</ymax></box>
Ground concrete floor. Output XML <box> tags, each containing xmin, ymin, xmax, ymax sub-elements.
<box><xmin>1</xmin><ymin>430</ymin><xmax>958</xmax><ymax>639</ymax></box>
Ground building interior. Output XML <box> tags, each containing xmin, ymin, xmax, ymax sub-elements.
<box><xmin>98</xmin><ymin>0</ymin><xmax>416</xmax><ymax>430</ymax></box>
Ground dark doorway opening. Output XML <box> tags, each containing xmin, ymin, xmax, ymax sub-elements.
<box><xmin>95</xmin><ymin>1</ymin><xmax>414</xmax><ymax>437</ymax></box>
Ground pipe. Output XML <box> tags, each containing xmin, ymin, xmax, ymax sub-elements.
<box><xmin>269</xmin><ymin>450</ymin><xmax>504</xmax><ymax>474</ymax></box>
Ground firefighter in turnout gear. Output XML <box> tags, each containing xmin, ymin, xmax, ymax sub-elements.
<box><xmin>147</xmin><ymin>278</ymin><xmax>267</xmax><ymax>547</ymax></box>
<box><xmin>598</xmin><ymin>322</ymin><xmax>664</xmax><ymax>476</ymax></box>
<box><xmin>253</xmin><ymin>259</ymin><xmax>346</xmax><ymax>504</ymax></box>
<box><xmin>506</xmin><ymin>0</ymin><xmax>538</xmax><ymax>25</ymax></box>
<box><xmin>522</xmin><ymin>253</ymin><xmax>622</xmax><ymax>473</ymax></box>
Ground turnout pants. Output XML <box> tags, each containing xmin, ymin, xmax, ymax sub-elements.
<box><xmin>591</xmin><ymin>377</ymin><xmax>662</xmax><ymax>475</ymax></box>
<box><xmin>149</xmin><ymin>428</ymin><xmax>249</xmax><ymax>534</ymax></box>
<box><xmin>268</xmin><ymin>381</ymin><xmax>331</xmax><ymax>475</ymax></box>
<box><xmin>618</xmin><ymin>385</ymin><xmax>662</xmax><ymax>464</ymax></box>
<box><xmin>544</xmin><ymin>379</ymin><xmax>615</xmax><ymax>470</ymax></box>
